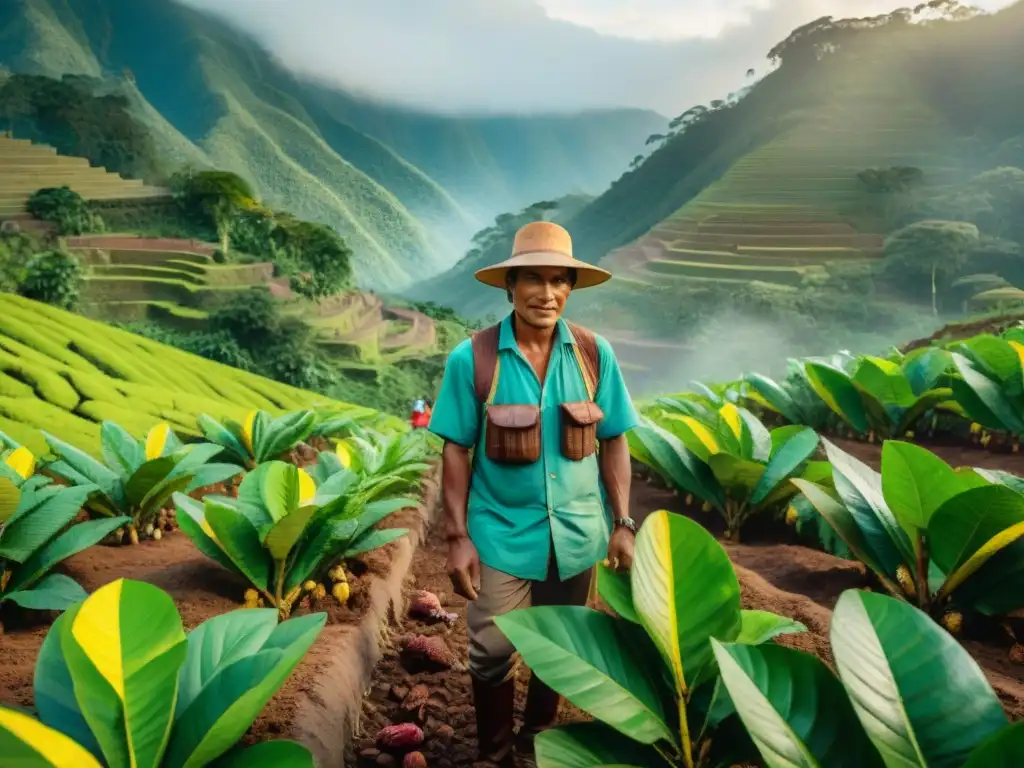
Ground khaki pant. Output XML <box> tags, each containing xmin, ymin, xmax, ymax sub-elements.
<box><xmin>467</xmin><ymin>556</ymin><xmax>593</xmax><ymax>685</ymax></box>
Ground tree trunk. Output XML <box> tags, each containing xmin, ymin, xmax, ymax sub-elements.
<box><xmin>931</xmin><ymin>264</ymin><xmax>938</xmax><ymax>317</ymax></box>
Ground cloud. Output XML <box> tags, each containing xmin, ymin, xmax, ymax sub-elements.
<box><xmin>178</xmin><ymin>0</ymin><xmax>1016</xmax><ymax>116</ymax></box>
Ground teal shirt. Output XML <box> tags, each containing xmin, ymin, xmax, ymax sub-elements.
<box><xmin>429</xmin><ymin>314</ymin><xmax>639</xmax><ymax>582</ymax></box>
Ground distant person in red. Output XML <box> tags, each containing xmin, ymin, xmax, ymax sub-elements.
<box><xmin>410</xmin><ymin>399</ymin><xmax>429</xmax><ymax>429</ymax></box>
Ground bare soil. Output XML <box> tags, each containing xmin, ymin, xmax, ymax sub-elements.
<box><xmin>349</xmin><ymin>438</ymin><xmax>1024</xmax><ymax>767</ymax></box>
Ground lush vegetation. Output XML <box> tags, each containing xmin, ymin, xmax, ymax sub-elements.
<box><xmin>499</xmin><ymin>503</ymin><xmax>1024</xmax><ymax>767</ymax></box>
<box><xmin>0</xmin><ymin>293</ymin><xmax>392</xmax><ymax>460</ymax></box>
<box><xmin>0</xmin><ymin>73</ymin><xmax>165</xmax><ymax>181</ymax></box>
<box><xmin>0</xmin><ymin>383</ymin><xmax>435</xmax><ymax>761</ymax></box>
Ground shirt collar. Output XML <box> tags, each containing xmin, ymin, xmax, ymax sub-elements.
<box><xmin>498</xmin><ymin>312</ymin><xmax>573</xmax><ymax>352</ymax></box>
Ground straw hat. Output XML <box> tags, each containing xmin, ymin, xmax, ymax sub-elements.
<box><xmin>474</xmin><ymin>221</ymin><xmax>611</xmax><ymax>290</ymax></box>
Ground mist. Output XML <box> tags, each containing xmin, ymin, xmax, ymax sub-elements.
<box><xmin>616</xmin><ymin>304</ymin><xmax>944</xmax><ymax>401</ymax></box>
<box><xmin>177</xmin><ymin>0</ymin><xmax>1017</xmax><ymax>116</ymax></box>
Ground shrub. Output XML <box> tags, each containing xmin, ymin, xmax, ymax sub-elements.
<box><xmin>25</xmin><ymin>186</ymin><xmax>105</xmax><ymax>235</ymax></box>
<box><xmin>17</xmin><ymin>250</ymin><xmax>83</xmax><ymax>310</ymax></box>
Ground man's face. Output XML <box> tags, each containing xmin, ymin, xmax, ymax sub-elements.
<box><xmin>510</xmin><ymin>266</ymin><xmax>573</xmax><ymax>330</ymax></box>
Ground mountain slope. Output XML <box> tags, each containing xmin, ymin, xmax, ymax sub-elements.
<box><xmin>566</xmin><ymin>6</ymin><xmax>1024</xmax><ymax>270</ymax></box>
<box><xmin>0</xmin><ymin>0</ymin><xmax>663</xmax><ymax>289</ymax></box>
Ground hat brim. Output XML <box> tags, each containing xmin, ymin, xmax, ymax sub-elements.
<box><xmin>474</xmin><ymin>251</ymin><xmax>612</xmax><ymax>290</ymax></box>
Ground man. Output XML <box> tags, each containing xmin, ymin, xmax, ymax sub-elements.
<box><xmin>428</xmin><ymin>221</ymin><xmax>639</xmax><ymax>767</ymax></box>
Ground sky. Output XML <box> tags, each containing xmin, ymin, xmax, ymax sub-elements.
<box><xmin>180</xmin><ymin>0</ymin><xmax>1017</xmax><ymax>117</ymax></box>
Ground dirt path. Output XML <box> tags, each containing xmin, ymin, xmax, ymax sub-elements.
<box><xmin>351</xmin><ymin>446</ymin><xmax>1024</xmax><ymax>766</ymax></box>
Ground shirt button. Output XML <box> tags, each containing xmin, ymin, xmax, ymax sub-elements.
<box><xmin>550</xmin><ymin>473</ymin><xmax>556</xmax><ymax>479</ymax></box>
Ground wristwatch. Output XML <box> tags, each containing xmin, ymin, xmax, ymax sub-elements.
<box><xmin>614</xmin><ymin>517</ymin><xmax>638</xmax><ymax>534</ymax></box>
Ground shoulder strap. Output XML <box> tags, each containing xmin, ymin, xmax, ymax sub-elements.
<box><xmin>471</xmin><ymin>323</ymin><xmax>501</xmax><ymax>404</ymax></box>
<box><xmin>567</xmin><ymin>322</ymin><xmax>601</xmax><ymax>398</ymax></box>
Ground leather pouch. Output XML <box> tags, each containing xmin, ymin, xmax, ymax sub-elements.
<box><xmin>485</xmin><ymin>404</ymin><xmax>541</xmax><ymax>464</ymax></box>
<box><xmin>561</xmin><ymin>401</ymin><xmax>603</xmax><ymax>461</ymax></box>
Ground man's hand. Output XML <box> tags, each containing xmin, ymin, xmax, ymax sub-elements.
<box><xmin>447</xmin><ymin>535</ymin><xmax>481</xmax><ymax>601</ymax></box>
<box><xmin>606</xmin><ymin>526</ymin><xmax>635</xmax><ymax>572</ymax></box>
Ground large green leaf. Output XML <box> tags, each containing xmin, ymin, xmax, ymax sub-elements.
<box><xmin>344</xmin><ymin>527</ymin><xmax>409</xmax><ymax>558</ymax></box>
<box><xmin>4</xmin><ymin>515</ymin><xmax>129</xmax><ymax>594</ymax></box>
<box><xmin>628</xmin><ymin>421</ymin><xmax>724</xmax><ymax>510</ymax></box>
<box><xmin>831</xmin><ymin>590</ymin><xmax>1008</xmax><ymax>768</ymax></box>
<box><xmin>197</xmin><ymin>415</ymin><xmax>249</xmax><ymax>465</ymax></box>
<box><xmin>34</xmin><ymin>611</ymin><xmax>103</xmax><ymax>759</ymax></box>
<box><xmin>880</xmin><ymin>441</ymin><xmax>966</xmax><ymax>535</ymax></box>
<box><xmin>805</xmin><ymin>364</ymin><xmax>870</xmax><ymax>433</ymax></box>
<box><xmin>750</xmin><ymin>428</ymin><xmax>818</xmax><ymax>506</ymax></box>
<box><xmin>596</xmin><ymin>563</ymin><xmax>640</xmax><ymax>624</ymax></box>
<box><xmin>185</xmin><ymin>464</ymin><xmax>245</xmax><ymax>494</ymax></box>
<box><xmin>959</xmin><ymin>335</ymin><xmax>1023</xmax><ymax>391</ymax></box>
<box><xmin>0</xmin><ymin>484</ymin><xmax>92</xmax><ymax>563</ymax></box>
<box><xmin>712</xmin><ymin>640</ymin><xmax>882</xmax><ymax>768</ymax></box>
<box><xmin>165</xmin><ymin>611</ymin><xmax>325</xmax><ymax>768</ymax></box>
<box><xmin>630</xmin><ymin>511</ymin><xmax>741</xmax><ymax>694</ymax></box>
<box><xmin>175</xmin><ymin>610</ymin><xmax>279</xmax><ymax>716</ymax></box>
<box><xmin>901</xmin><ymin>348</ymin><xmax>953</xmax><ymax>396</ymax></box>
<box><xmin>264</xmin><ymin>505</ymin><xmax>318</xmax><ymax>561</ymax></box>
<box><xmin>736</xmin><ymin>610</ymin><xmax>806</xmax><ymax>645</ymax></box>
<box><xmin>746</xmin><ymin>374</ymin><xmax>802</xmax><ymax>424</ymax></box>
<box><xmin>927</xmin><ymin>485</ymin><xmax>1024</xmax><ymax>601</ymax></box>
<box><xmin>256</xmin><ymin>411</ymin><xmax>315</xmax><ymax>463</ymax></box>
<box><xmin>494</xmin><ymin>606</ymin><xmax>675</xmax><ymax>746</ymax></box>
<box><xmin>205</xmin><ymin>500</ymin><xmax>271</xmax><ymax>592</ymax></box>
<box><xmin>534</xmin><ymin>722</ymin><xmax>662</xmax><ymax>768</ymax></box>
<box><xmin>100</xmin><ymin>421</ymin><xmax>146</xmax><ymax>479</ymax></box>
<box><xmin>853</xmin><ymin>358</ymin><xmax>915</xmax><ymax>408</ymax></box>
<box><xmin>125</xmin><ymin>456</ymin><xmax>179</xmax><ymax>508</ymax></box>
<box><xmin>257</xmin><ymin>462</ymin><xmax>301</xmax><ymax>523</ymax></box>
<box><xmin>43</xmin><ymin>431</ymin><xmax>126</xmax><ymax>509</ymax></box>
<box><xmin>823</xmin><ymin>441</ymin><xmax>913</xmax><ymax>576</ymax></box>
<box><xmin>961</xmin><ymin>722</ymin><xmax>1024</xmax><ymax>768</ymax></box>
<box><xmin>708</xmin><ymin>453</ymin><xmax>765</xmax><ymax>504</ymax></box>
<box><xmin>61</xmin><ymin>579</ymin><xmax>188</xmax><ymax>768</ymax></box>
<box><xmin>208</xmin><ymin>739</ymin><xmax>315</xmax><ymax>767</ymax></box>
<box><xmin>0</xmin><ymin>476</ymin><xmax>19</xmax><ymax>523</ymax></box>
<box><xmin>2</xmin><ymin>573</ymin><xmax>86</xmax><ymax>611</ymax></box>
<box><xmin>174</xmin><ymin>495</ymin><xmax>243</xmax><ymax>577</ymax></box>
<box><xmin>952</xmin><ymin>354</ymin><xmax>1024</xmax><ymax>433</ymax></box>
<box><xmin>790</xmin><ymin>480</ymin><xmax>903</xmax><ymax>597</ymax></box>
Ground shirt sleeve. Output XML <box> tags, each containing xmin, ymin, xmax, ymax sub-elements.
<box><xmin>594</xmin><ymin>334</ymin><xmax>639</xmax><ymax>440</ymax></box>
<box><xmin>428</xmin><ymin>339</ymin><xmax>480</xmax><ymax>448</ymax></box>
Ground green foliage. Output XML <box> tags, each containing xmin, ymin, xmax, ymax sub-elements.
<box><xmin>630</xmin><ymin>401</ymin><xmax>827</xmax><ymax>537</ymax></box>
<box><xmin>43</xmin><ymin>420</ymin><xmax>243</xmax><ymax>540</ymax></box>
<box><xmin>794</xmin><ymin>439</ymin><xmax>1024</xmax><ymax>619</ymax></box>
<box><xmin>857</xmin><ymin>166</ymin><xmax>925</xmax><ymax>193</ymax></box>
<box><xmin>26</xmin><ymin>187</ymin><xmax>105</xmax><ymax>236</ymax></box>
<box><xmin>496</xmin><ymin>511</ymin><xmax>804</xmax><ymax>767</ymax></box>
<box><xmin>17</xmin><ymin>249</ymin><xmax>84</xmax><ymax>310</ymax></box>
<box><xmin>0</xmin><ymin>475</ymin><xmax>129</xmax><ymax>612</ymax></box>
<box><xmin>884</xmin><ymin>220</ymin><xmax>981</xmax><ymax>312</ymax></box>
<box><xmin>173</xmin><ymin>461</ymin><xmax>413</xmax><ymax>617</ymax></box>
<box><xmin>274</xmin><ymin>217</ymin><xmax>354</xmax><ymax>300</ymax></box>
<box><xmin>0</xmin><ymin>74</ymin><xmax>164</xmax><ymax>180</ymax></box>
<box><xmin>170</xmin><ymin>171</ymin><xmax>256</xmax><ymax>254</ymax></box>
<box><xmin>197</xmin><ymin>409</ymin><xmax>315</xmax><ymax>468</ymax></box>
<box><xmin>0</xmin><ymin>231</ymin><xmax>39</xmax><ymax>293</ymax></box>
<box><xmin>714</xmin><ymin>588</ymin><xmax>1020</xmax><ymax>768</ymax></box>
<box><xmin>0</xmin><ymin>578</ymin><xmax>321</xmax><ymax>766</ymax></box>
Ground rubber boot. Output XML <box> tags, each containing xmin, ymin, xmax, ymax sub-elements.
<box><xmin>471</xmin><ymin>675</ymin><xmax>516</xmax><ymax>768</ymax></box>
<box><xmin>516</xmin><ymin>674</ymin><xmax>561</xmax><ymax>754</ymax></box>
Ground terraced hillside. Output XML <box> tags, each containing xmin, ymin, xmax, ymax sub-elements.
<box><xmin>70</xmin><ymin>235</ymin><xmax>442</xmax><ymax>366</ymax></box>
<box><xmin>0</xmin><ymin>135</ymin><xmax>169</xmax><ymax>223</ymax></box>
<box><xmin>602</xmin><ymin>55</ymin><xmax>956</xmax><ymax>288</ymax></box>
<box><xmin>0</xmin><ymin>293</ymin><xmax>384</xmax><ymax>458</ymax></box>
